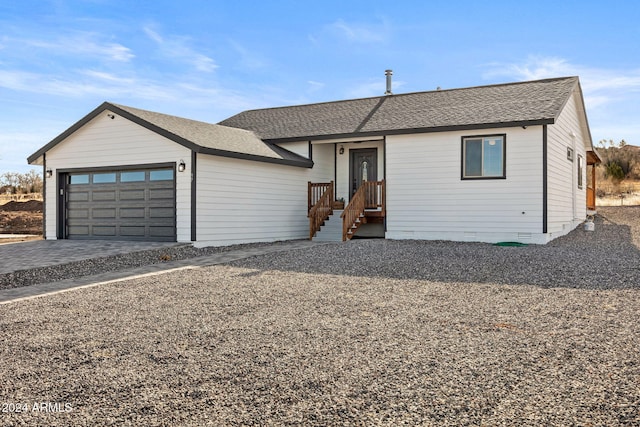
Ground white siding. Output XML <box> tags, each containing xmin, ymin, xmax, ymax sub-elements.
<box><xmin>195</xmin><ymin>155</ymin><xmax>313</xmax><ymax>247</ymax></box>
<box><xmin>275</xmin><ymin>141</ymin><xmax>334</xmax><ymax>184</ymax></box>
<box><xmin>546</xmin><ymin>89</ymin><xmax>588</xmax><ymax>239</ymax></box>
<box><xmin>386</xmin><ymin>127</ymin><xmax>546</xmax><ymax>244</ymax></box>
<box><xmin>275</xmin><ymin>141</ymin><xmax>309</xmax><ymax>158</ymax></box>
<box><xmin>44</xmin><ymin>112</ymin><xmax>192</xmax><ymax>241</ymax></box>
<box><xmin>309</xmin><ymin>143</ymin><xmax>335</xmax><ymax>184</ymax></box>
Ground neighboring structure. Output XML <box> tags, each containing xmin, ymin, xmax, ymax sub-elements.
<box><xmin>28</xmin><ymin>76</ymin><xmax>600</xmax><ymax>246</ymax></box>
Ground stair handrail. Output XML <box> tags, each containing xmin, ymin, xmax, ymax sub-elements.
<box><xmin>340</xmin><ymin>184</ymin><xmax>366</xmax><ymax>241</ymax></box>
<box><xmin>308</xmin><ymin>181</ymin><xmax>333</xmax><ymax>213</ymax></box>
<box><xmin>341</xmin><ymin>180</ymin><xmax>385</xmax><ymax>241</ymax></box>
<box><xmin>363</xmin><ymin>180</ymin><xmax>385</xmax><ymax>212</ymax></box>
<box><xmin>308</xmin><ymin>181</ymin><xmax>334</xmax><ymax>239</ymax></box>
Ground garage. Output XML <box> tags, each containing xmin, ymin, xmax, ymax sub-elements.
<box><xmin>63</xmin><ymin>167</ymin><xmax>176</xmax><ymax>241</ymax></box>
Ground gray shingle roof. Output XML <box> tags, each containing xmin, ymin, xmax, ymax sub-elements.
<box><xmin>219</xmin><ymin>77</ymin><xmax>579</xmax><ymax>141</ymax></box>
<box><xmin>112</xmin><ymin>103</ymin><xmax>284</xmax><ymax>159</ymax></box>
<box><xmin>28</xmin><ymin>76</ymin><xmax>585</xmax><ymax>167</ymax></box>
<box><xmin>28</xmin><ymin>102</ymin><xmax>313</xmax><ymax>167</ymax></box>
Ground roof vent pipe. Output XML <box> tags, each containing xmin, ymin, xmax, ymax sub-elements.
<box><xmin>385</xmin><ymin>69</ymin><xmax>393</xmax><ymax>95</ymax></box>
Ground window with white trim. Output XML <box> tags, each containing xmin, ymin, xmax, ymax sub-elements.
<box><xmin>577</xmin><ymin>155</ymin><xmax>584</xmax><ymax>189</ymax></box>
<box><xmin>462</xmin><ymin>134</ymin><xmax>506</xmax><ymax>179</ymax></box>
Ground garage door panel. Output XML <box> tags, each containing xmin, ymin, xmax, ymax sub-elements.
<box><xmin>149</xmin><ymin>188</ymin><xmax>174</xmax><ymax>200</ymax></box>
<box><xmin>68</xmin><ymin>225</ymin><xmax>90</xmax><ymax>236</ymax></box>
<box><xmin>120</xmin><ymin>208</ymin><xmax>145</xmax><ymax>218</ymax></box>
<box><xmin>92</xmin><ymin>191</ymin><xmax>117</xmax><ymax>201</ymax></box>
<box><xmin>120</xmin><ymin>189</ymin><xmax>146</xmax><ymax>200</ymax></box>
<box><xmin>149</xmin><ymin>207</ymin><xmax>175</xmax><ymax>218</ymax></box>
<box><xmin>120</xmin><ymin>226</ymin><xmax>146</xmax><ymax>236</ymax></box>
<box><xmin>66</xmin><ymin>168</ymin><xmax>176</xmax><ymax>241</ymax></box>
<box><xmin>68</xmin><ymin>191</ymin><xmax>89</xmax><ymax>202</ymax></box>
<box><xmin>67</xmin><ymin>209</ymin><xmax>89</xmax><ymax>219</ymax></box>
<box><xmin>92</xmin><ymin>208</ymin><xmax>116</xmax><ymax>218</ymax></box>
<box><xmin>92</xmin><ymin>226</ymin><xmax>117</xmax><ymax>236</ymax></box>
<box><xmin>149</xmin><ymin>226</ymin><xmax>176</xmax><ymax>237</ymax></box>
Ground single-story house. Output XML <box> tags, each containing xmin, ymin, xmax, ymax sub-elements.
<box><xmin>28</xmin><ymin>75</ymin><xmax>600</xmax><ymax>246</ymax></box>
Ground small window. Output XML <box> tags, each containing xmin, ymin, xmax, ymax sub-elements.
<box><xmin>93</xmin><ymin>173</ymin><xmax>116</xmax><ymax>184</ymax></box>
<box><xmin>462</xmin><ymin>135</ymin><xmax>505</xmax><ymax>179</ymax></box>
<box><xmin>121</xmin><ymin>171</ymin><xmax>145</xmax><ymax>182</ymax></box>
<box><xmin>150</xmin><ymin>169</ymin><xmax>173</xmax><ymax>181</ymax></box>
<box><xmin>69</xmin><ymin>174</ymin><xmax>89</xmax><ymax>184</ymax></box>
<box><xmin>577</xmin><ymin>155</ymin><xmax>584</xmax><ymax>189</ymax></box>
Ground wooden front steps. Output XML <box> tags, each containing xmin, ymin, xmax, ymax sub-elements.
<box><xmin>313</xmin><ymin>210</ymin><xmax>343</xmax><ymax>242</ymax></box>
<box><xmin>345</xmin><ymin>212</ymin><xmax>365</xmax><ymax>239</ymax></box>
<box><xmin>308</xmin><ymin>180</ymin><xmax>385</xmax><ymax>242</ymax></box>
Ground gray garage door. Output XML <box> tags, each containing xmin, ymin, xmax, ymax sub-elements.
<box><xmin>65</xmin><ymin>168</ymin><xmax>176</xmax><ymax>241</ymax></box>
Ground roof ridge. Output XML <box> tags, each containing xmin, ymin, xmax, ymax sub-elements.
<box><xmin>221</xmin><ymin>76</ymin><xmax>579</xmax><ymax>117</ymax></box>
<box><xmin>110</xmin><ymin>102</ymin><xmax>270</xmax><ymax>138</ymax></box>
<box><xmin>110</xmin><ymin>102</ymin><xmax>219</xmax><ymax>127</ymax></box>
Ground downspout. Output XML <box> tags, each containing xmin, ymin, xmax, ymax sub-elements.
<box><xmin>383</xmin><ymin>136</ymin><xmax>387</xmax><ymax>234</ymax></box>
<box><xmin>571</xmin><ymin>131</ymin><xmax>577</xmax><ymax>220</ymax></box>
<box><xmin>334</xmin><ymin>143</ymin><xmax>337</xmax><ymax>200</ymax></box>
<box><xmin>42</xmin><ymin>153</ymin><xmax>46</xmax><ymax>239</ymax></box>
<box><xmin>191</xmin><ymin>150</ymin><xmax>197</xmax><ymax>242</ymax></box>
<box><xmin>542</xmin><ymin>125</ymin><xmax>548</xmax><ymax>234</ymax></box>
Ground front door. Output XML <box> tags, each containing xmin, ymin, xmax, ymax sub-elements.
<box><xmin>350</xmin><ymin>148</ymin><xmax>378</xmax><ymax>196</ymax></box>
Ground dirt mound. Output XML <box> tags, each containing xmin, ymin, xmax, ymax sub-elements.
<box><xmin>0</xmin><ymin>200</ymin><xmax>43</xmax><ymax>212</ymax></box>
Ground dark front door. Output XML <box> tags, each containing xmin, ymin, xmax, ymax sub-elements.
<box><xmin>350</xmin><ymin>148</ymin><xmax>378</xmax><ymax>196</ymax></box>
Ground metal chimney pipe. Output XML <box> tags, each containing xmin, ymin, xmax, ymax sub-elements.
<box><xmin>385</xmin><ymin>69</ymin><xmax>393</xmax><ymax>95</ymax></box>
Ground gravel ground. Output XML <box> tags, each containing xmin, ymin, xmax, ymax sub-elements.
<box><xmin>0</xmin><ymin>241</ymin><xmax>291</xmax><ymax>290</ymax></box>
<box><xmin>230</xmin><ymin>206</ymin><xmax>640</xmax><ymax>290</ymax></box>
<box><xmin>0</xmin><ymin>207</ymin><xmax>638</xmax><ymax>426</ymax></box>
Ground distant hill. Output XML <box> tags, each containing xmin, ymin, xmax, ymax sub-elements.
<box><xmin>620</xmin><ymin>144</ymin><xmax>640</xmax><ymax>153</ymax></box>
<box><xmin>595</xmin><ymin>144</ymin><xmax>640</xmax><ymax>180</ymax></box>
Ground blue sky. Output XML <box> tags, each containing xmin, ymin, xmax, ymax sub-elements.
<box><xmin>1</xmin><ymin>0</ymin><xmax>639</xmax><ymax>174</ymax></box>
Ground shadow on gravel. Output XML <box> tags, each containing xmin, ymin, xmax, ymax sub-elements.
<box><xmin>231</xmin><ymin>215</ymin><xmax>640</xmax><ymax>290</ymax></box>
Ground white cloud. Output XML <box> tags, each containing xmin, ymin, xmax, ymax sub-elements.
<box><xmin>143</xmin><ymin>27</ymin><xmax>164</xmax><ymax>44</ymax></box>
<box><xmin>101</xmin><ymin>43</ymin><xmax>134</xmax><ymax>62</ymax></box>
<box><xmin>307</xmin><ymin>80</ymin><xmax>325</xmax><ymax>92</ymax></box>
<box><xmin>481</xmin><ymin>55</ymin><xmax>640</xmax><ymax>144</ymax></box>
<box><xmin>9</xmin><ymin>33</ymin><xmax>134</xmax><ymax>62</ymax></box>
<box><xmin>143</xmin><ymin>25</ymin><xmax>218</xmax><ymax>73</ymax></box>
<box><xmin>483</xmin><ymin>55</ymin><xmax>640</xmax><ymax>109</ymax></box>
<box><xmin>0</xmin><ymin>65</ymin><xmax>258</xmax><ymax>120</ymax></box>
<box><xmin>81</xmin><ymin>70</ymin><xmax>135</xmax><ymax>84</ymax></box>
<box><xmin>328</xmin><ymin>19</ymin><xmax>390</xmax><ymax>43</ymax></box>
<box><xmin>229</xmin><ymin>40</ymin><xmax>267</xmax><ymax>70</ymax></box>
<box><xmin>484</xmin><ymin>55</ymin><xmax>574</xmax><ymax>81</ymax></box>
<box><xmin>193</xmin><ymin>54</ymin><xmax>218</xmax><ymax>72</ymax></box>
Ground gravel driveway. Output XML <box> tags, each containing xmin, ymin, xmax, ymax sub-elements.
<box><xmin>1</xmin><ymin>207</ymin><xmax>638</xmax><ymax>426</ymax></box>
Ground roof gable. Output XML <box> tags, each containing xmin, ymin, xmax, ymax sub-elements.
<box><xmin>219</xmin><ymin>77</ymin><xmax>580</xmax><ymax>141</ymax></box>
<box><xmin>28</xmin><ymin>102</ymin><xmax>312</xmax><ymax>167</ymax></box>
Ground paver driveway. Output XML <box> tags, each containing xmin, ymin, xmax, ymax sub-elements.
<box><xmin>0</xmin><ymin>240</ymin><xmax>181</xmax><ymax>274</ymax></box>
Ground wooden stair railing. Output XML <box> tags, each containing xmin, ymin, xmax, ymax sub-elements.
<box><xmin>308</xmin><ymin>181</ymin><xmax>333</xmax><ymax>212</ymax></box>
<box><xmin>341</xmin><ymin>180</ymin><xmax>385</xmax><ymax>241</ymax></box>
<box><xmin>308</xmin><ymin>181</ymin><xmax>334</xmax><ymax>239</ymax></box>
<box><xmin>363</xmin><ymin>180</ymin><xmax>385</xmax><ymax>214</ymax></box>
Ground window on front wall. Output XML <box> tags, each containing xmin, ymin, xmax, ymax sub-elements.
<box><xmin>462</xmin><ymin>135</ymin><xmax>506</xmax><ymax>179</ymax></box>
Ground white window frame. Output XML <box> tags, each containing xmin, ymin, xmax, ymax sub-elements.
<box><xmin>577</xmin><ymin>154</ymin><xmax>584</xmax><ymax>189</ymax></box>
